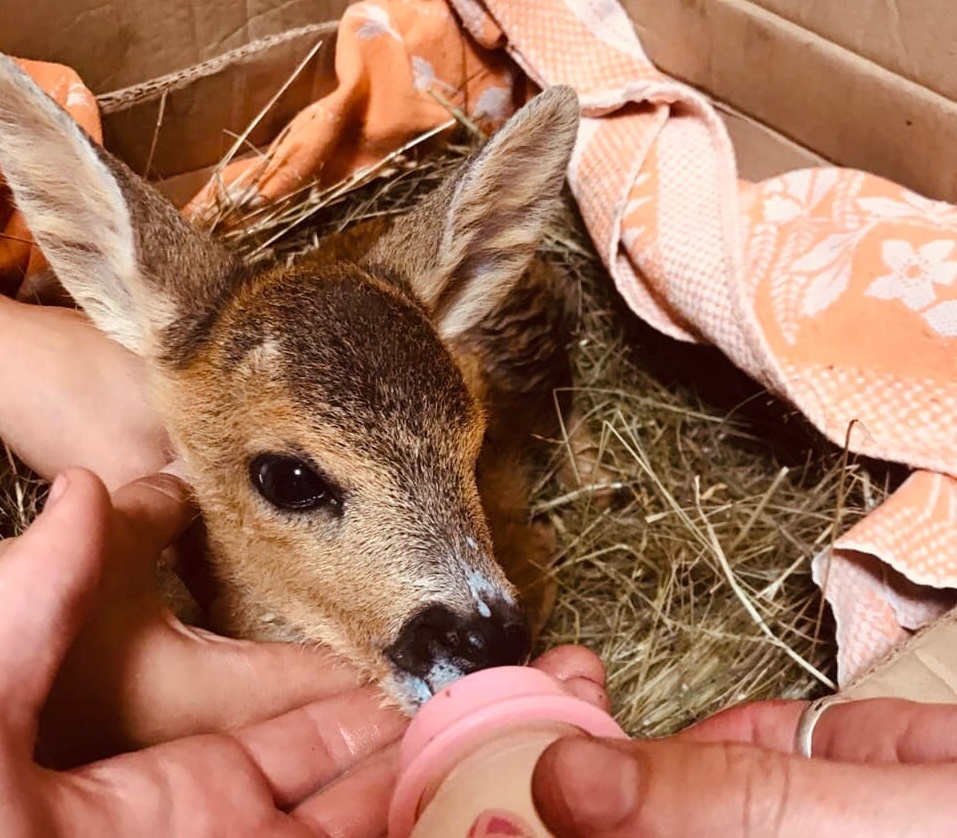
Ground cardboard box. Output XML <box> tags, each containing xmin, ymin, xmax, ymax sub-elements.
<box><xmin>16</xmin><ymin>0</ymin><xmax>947</xmax><ymax>203</ymax></box>
<box><xmin>624</xmin><ymin>0</ymin><xmax>957</xmax><ymax>202</ymax></box>
<box><xmin>844</xmin><ymin>606</ymin><xmax>957</xmax><ymax>702</ymax></box>
<box><xmin>1</xmin><ymin>0</ymin><xmax>351</xmax><ymax>91</ymax></box>
<box><xmin>0</xmin><ymin>2</ymin><xmax>951</xmax><ymax>201</ymax></box>
<box><xmin>98</xmin><ymin>23</ymin><xmax>342</xmax><ymax>203</ymax></box>
<box><xmin>0</xmin><ymin>0</ymin><xmax>866</xmax><ymax>204</ymax></box>
<box><xmin>2</xmin><ymin>0</ymin><xmax>955</xmax><ymax>698</ymax></box>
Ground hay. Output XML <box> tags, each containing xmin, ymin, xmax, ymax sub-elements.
<box><xmin>0</xmin><ymin>124</ymin><xmax>900</xmax><ymax>737</ymax></box>
<box><xmin>534</xmin><ymin>269</ymin><xmax>880</xmax><ymax>735</ymax></box>
<box><xmin>0</xmin><ymin>445</ymin><xmax>45</xmax><ymax>539</ymax></box>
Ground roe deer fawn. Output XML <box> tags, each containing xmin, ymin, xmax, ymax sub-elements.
<box><xmin>0</xmin><ymin>55</ymin><xmax>580</xmax><ymax>710</ymax></box>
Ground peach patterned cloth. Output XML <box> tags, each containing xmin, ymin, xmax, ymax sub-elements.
<box><xmin>448</xmin><ymin>0</ymin><xmax>957</xmax><ymax>685</ymax></box>
<box><xmin>183</xmin><ymin>0</ymin><xmax>525</xmax><ymax>224</ymax></box>
<box><xmin>5</xmin><ymin>0</ymin><xmax>957</xmax><ymax>684</ymax></box>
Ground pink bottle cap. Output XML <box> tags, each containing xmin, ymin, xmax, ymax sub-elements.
<box><xmin>388</xmin><ymin>666</ymin><xmax>627</xmax><ymax>838</ymax></box>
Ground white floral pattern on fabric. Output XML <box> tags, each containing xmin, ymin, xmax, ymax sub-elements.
<box><xmin>858</xmin><ymin>191</ymin><xmax>956</xmax><ymax>223</ymax></box>
<box><xmin>473</xmin><ymin>86</ymin><xmax>512</xmax><ymax>122</ymax></box>
<box><xmin>411</xmin><ymin>56</ymin><xmax>436</xmax><ymax>90</ymax></box>
<box><xmin>65</xmin><ymin>82</ymin><xmax>91</xmax><ymax>109</ymax></box>
<box><xmin>762</xmin><ymin>193</ymin><xmax>802</xmax><ymax>224</ymax></box>
<box><xmin>794</xmin><ymin>233</ymin><xmax>859</xmax><ymax>317</ymax></box>
<box><xmin>411</xmin><ymin>55</ymin><xmax>458</xmax><ymax>96</ymax></box>
<box><xmin>760</xmin><ymin>169</ymin><xmax>841</xmax><ymax>225</ymax></box>
<box><xmin>924</xmin><ymin>300</ymin><xmax>957</xmax><ymax>337</ymax></box>
<box><xmin>356</xmin><ymin>4</ymin><xmax>402</xmax><ymax>40</ymax></box>
<box><xmin>565</xmin><ymin>0</ymin><xmax>642</xmax><ymax>54</ymax></box>
<box><xmin>865</xmin><ymin>240</ymin><xmax>957</xmax><ymax>312</ymax></box>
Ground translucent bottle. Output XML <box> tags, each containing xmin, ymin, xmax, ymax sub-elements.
<box><xmin>388</xmin><ymin>666</ymin><xmax>628</xmax><ymax>838</ymax></box>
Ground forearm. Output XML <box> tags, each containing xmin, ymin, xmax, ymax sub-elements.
<box><xmin>0</xmin><ymin>295</ymin><xmax>170</xmax><ymax>489</ymax></box>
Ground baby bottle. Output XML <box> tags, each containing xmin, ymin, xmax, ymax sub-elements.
<box><xmin>388</xmin><ymin>665</ymin><xmax>628</xmax><ymax>837</ymax></box>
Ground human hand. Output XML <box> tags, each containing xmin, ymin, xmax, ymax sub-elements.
<box><xmin>0</xmin><ymin>469</ymin><xmax>604</xmax><ymax>838</ymax></box>
<box><xmin>0</xmin><ymin>466</ymin><xmax>406</xmax><ymax>836</ymax></box>
<box><xmin>531</xmin><ymin>695</ymin><xmax>957</xmax><ymax>837</ymax></box>
<box><xmin>26</xmin><ymin>466</ymin><xmax>607</xmax><ymax>772</ymax></box>
<box><xmin>0</xmin><ymin>295</ymin><xmax>168</xmax><ymax>490</ymax></box>
<box><xmin>37</xmin><ymin>466</ymin><xmax>400</xmax><ymax>766</ymax></box>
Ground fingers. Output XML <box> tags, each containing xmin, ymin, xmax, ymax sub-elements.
<box><xmin>94</xmin><ymin>627</ymin><xmax>372</xmax><ymax>753</ymax></box>
<box><xmin>292</xmin><ymin>742</ymin><xmax>399</xmax><ymax>836</ymax></box>
<box><xmin>38</xmin><ymin>472</ymin><xmax>203</xmax><ymax>765</ymax></box>
<box><xmin>532</xmin><ymin>735</ymin><xmax>957</xmax><ymax>838</ymax></box>
<box><xmin>533</xmin><ymin>738</ymin><xmax>639</xmax><ymax>835</ymax></box>
<box><xmin>233</xmin><ymin>686</ymin><xmax>407</xmax><ymax>808</ymax></box>
<box><xmin>557</xmin><ymin>675</ymin><xmax>611</xmax><ymax>713</ymax></box>
<box><xmin>0</xmin><ymin>469</ymin><xmax>109</xmax><ymax>741</ymax></box>
<box><xmin>61</xmin><ymin>693</ymin><xmax>403</xmax><ymax>837</ymax></box>
<box><xmin>60</xmin><ymin>734</ymin><xmax>311</xmax><ymax>838</ymax></box>
<box><xmin>107</xmin><ymin>471</ymin><xmax>371</xmax><ymax>740</ymax></box>
<box><xmin>532</xmin><ymin>645</ymin><xmax>606</xmax><ymax>685</ymax></box>
<box><xmin>679</xmin><ymin>697</ymin><xmax>957</xmax><ymax>764</ymax></box>
<box><xmin>675</xmin><ymin>699</ymin><xmax>805</xmax><ymax>752</ymax></box>
<box><xmin>93</xmin><ymin>471</ymin><xmax>196</xmax><ymax>622</ymax></box>
<box><xmin>0</xmin><ymin>299</ymin><xmax>168</xmax><ymax>489</ymax></box>
<box><xmin>532</xmin><ymin>645</ymin><xmax>611</xmax><ymax>712</ymax></box>
<box><xmin>813</xmin><ymin>699</ymin><xmax>957</xmax><ymax>764</ymax></box>
<box><xmin>107</xmin><ymin>472</ymin><xmax>197</xmax><ymax>586</ymax></box>
<box><xmin>44</xmin><ymin>467</ymin><xmax>375</xmax><ymax>759</ymax></box>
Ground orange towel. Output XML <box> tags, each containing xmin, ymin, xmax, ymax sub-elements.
<box><xmin>4</xmin><ymin>0</ymin><xmax>957</xmax><ymax>685</ymax></box>
<box><xmin>184</xmin><ymin>0</ymin><xmax>523</xmax><ymax>225</ymax></box>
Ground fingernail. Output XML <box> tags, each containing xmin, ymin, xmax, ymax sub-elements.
<box><xmin>147</xmin><ymin>472</ymin><xmax>188</xmax><ymax>492</ymax></box>
<box><xmin>552</xmin><ymin>738</ymin><xmax>639</xmax><ymax>831</ymax></box>
<box><xmin>46</xmin><ymin>473</ymin><xmax>69</xmax><ymax>508</ymax></box>
<box><xmin>159</xmin><ymin>460</ymin><xmax>188</xmax><ymax>482</ymax></box>
<box><xmin>560</xmin><ymin>677</ymin><xmax>612</xmax><ymax>713</ymax></box>
<box><xmin>467</xmin><ymin>809</ymin><xmax>535</xmax><ymax>837</ymax></box>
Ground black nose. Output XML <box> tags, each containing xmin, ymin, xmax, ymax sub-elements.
<box><xmin>386</xmin><ymin>602</ymin><xmax>530</xmax><ymax>680</ymax></box>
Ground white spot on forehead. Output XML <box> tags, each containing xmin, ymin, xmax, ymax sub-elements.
<box><xmin>242</xmin><ymin>337</ymin><xmax>282</xmax><ymax>370</ymax></box>
<box><xmin>477</xmin><ymin>600</ymin><xmax>491</xmax><ymax>618</ymax></box>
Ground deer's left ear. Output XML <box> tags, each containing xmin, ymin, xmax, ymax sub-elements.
<box><xmin>411</xmin><ymin>86</ymin><xmax>580</xmax><ymax>343</ymax></box>
<box><xmin>0</xmin><ymin>53</ymin><xmax>237</xmax><ymax>359</ymax></box>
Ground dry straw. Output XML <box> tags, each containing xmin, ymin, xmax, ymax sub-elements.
<box><xmin>0</xmin><ymin>114</ymin><xmax>897</xmax><ymax>737</ymax></box>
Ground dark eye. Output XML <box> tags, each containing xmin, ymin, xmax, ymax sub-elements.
<box><xmin>249</xmin><ymin>454</ymin><xmax>344</xmax><ymax>513</ymax></box>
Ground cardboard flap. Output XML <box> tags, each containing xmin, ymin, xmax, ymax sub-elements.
<box><xmin>98</xmin><ymin>24</ymin><xmax>338</xmax><ymax>183</ymax></box>
<box><xmin>0</xmin><ymin>0</ymin><xmax>350</xmax><ymax>92</ymax></box>
<box><xmin>625</xmin><ymin>0</ymin><xmax>957</xmax><ymax>203</ymax></box>
<box><xmin>844</xmin><ymin>607</ymin><xmax>957</xmax><ymax>703</ymax></box>
<box><xmin>752</xmin><ymin>0</ymin><xmax>957</xmax><ymax>102</ymax></box>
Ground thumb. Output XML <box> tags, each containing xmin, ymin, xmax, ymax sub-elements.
<box><xmin>532</xmin><ymin>735</ymin><xmax>957</xmax><ymax>837</ymax></box>
<box><xmin>105</xmin><ymin>469</ymin><xmax>198</xmax><ymax>596</ymax></box>
<box><xmin>38</xmin><ymin>471</ymin><xmax>197</xmax><ymax>766</ymax></box>
<box><xmin>0</xmin><ymin>468</ymin><xmax>110</xmax><ymax>744</ymax></box>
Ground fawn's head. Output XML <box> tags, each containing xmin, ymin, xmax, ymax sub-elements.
<box><xmin>0</xmin><ymin>56</ymin><xmax>579</xmax><ymax>709</ymax></box>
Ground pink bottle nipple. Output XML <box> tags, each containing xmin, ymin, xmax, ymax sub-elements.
<box><xmin>389</xmin><ymin>666</ymin><xmax>627</xmax><ymax>837</ymax></box>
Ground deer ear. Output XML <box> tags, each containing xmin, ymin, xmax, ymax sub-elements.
<box><xmin>418</xmin><ymin>86</ymin><xmax>579</xmax><ymax>343</ymax></box>
<box><xmin>0</xmin><ymin>55</ymin><xmax>233</xmax><ymax>357</ymax></box>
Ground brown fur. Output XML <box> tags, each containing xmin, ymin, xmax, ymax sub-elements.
<box><xmin>0</xmin><ymin>54</ymin><xmax>580</xmax><ymax>708</ymax></box>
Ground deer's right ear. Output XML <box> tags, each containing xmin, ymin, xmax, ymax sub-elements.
<box><xmin>0</xmin><ymin>55</ymin><xmax>233</xmax><ymax>357</ymax></box>
<box><xmin>376</xmin><ymin>85</ymin><xmax>580</xmax><ymax>345</ymax></box>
